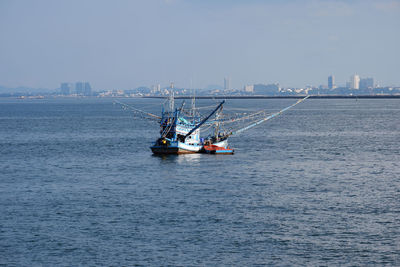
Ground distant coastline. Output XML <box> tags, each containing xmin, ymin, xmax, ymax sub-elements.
<box><xmin>2</xmin><ymin>94</ymin><xmax>400</xmax><ymax>100</ymax></box>
<box><xmin>143</xmin><ymin>95</ymin><xmax>400</xmax><ymax>100</ymax></box>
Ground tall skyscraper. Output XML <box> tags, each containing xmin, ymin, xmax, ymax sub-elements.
<box><xmin>75</xmin><ymin>82</ymin><xmax>84</xmax><ymax>95</ymax></box>
<box><xmin>83</xmin><ymin>82</ymin><xmax>92</xmax><ymax>96</ymax></box>
<box><xmin>328</xmin><ymin>75</ymin><xmax>336</xmax><ymax>90</ymax></box>
<box><xmin>360</xmin><ymin>78</ymin><xmax>374</xmax><ymax>89</ymax></box>
<box><xmin>224</xmin><ymin>77</ymin><xmax>230</xmax><ymax>90</ymax></box>
<box><xmin>75</xmin><ymin>82</ymin><xmax>92</xmax><ymax>95</ymax></box>
<box><xmin>349</xmin><ymin>74</ymin><xmax>360</xmax><ymax>89</ymax></box>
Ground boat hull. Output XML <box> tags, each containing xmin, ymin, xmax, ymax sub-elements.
<box><xmin>151</xmin><ymin>146</ymin><xmax>197</xmax><ymax>154</ymax></box>
<box><xmin>151</xmin><ymin>141</ymin><xmax>202</xmax><ymax>155</ymax></box>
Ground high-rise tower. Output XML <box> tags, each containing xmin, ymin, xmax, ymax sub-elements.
<box><xmin>224</xmin><ymin>77</ymin><xmax>230</xmax><ymax>90</ymax></box>
<box><xmin>328</xmin><ymin>75</ymin><xmax>336</xmax><ymax>90</ymax></box>
<box><xmin>75</xmin><ymin>82</ymin><xmax>92</xmax><ymax>95</ymax></box>
<box><xmin>349</xmin><ymin>74</ymin><xmax>360</xmax><ymax>89</ymax></box>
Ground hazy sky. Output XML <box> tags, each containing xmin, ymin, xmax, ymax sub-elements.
<box><xmin>0</xmin><ymin>0</ymin><xmax>399</xmax><ymax>90</ymax></box>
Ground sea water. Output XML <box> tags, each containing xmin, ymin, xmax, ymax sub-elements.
<box><xmin>1</xmin><ymin>98</ymin><xmax>399</xmax><ymax>266</ymax></box>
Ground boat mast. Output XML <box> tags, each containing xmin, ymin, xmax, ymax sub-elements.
<box><xmin>214</xmin><ymin>108</ymin><xmax>221</xmax><ymax>142</ymax></box>
<box><xmin>191</xmin><ymin>88</ymin><xmax>196</xmax><ymax>119</ymax></box>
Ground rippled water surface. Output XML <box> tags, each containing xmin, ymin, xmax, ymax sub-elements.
<box><xmin>1</xmin><ymin>98</ymin><xmax>399</xmax><ymax>266</ymax></box>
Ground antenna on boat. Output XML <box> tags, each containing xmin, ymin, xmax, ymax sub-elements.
<box><xmin>191</xmin><ymin>86</ymin><xmax>196</xmax><ymax>118</ymax></box>
<box><xmin>168</xmin><ymin>82</ymin><xmax>175</xmax><ymax>111</ymax></box>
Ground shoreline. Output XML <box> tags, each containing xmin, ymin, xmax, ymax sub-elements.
<box><xmin>143</xmin><ymin>95</ymin><xmax>400</xmax><ymax>99</ymax></box>
<box><xmin>2</xmin><ymin>95</ymin><xmax>400</xmax><ymax>100</ymax></box>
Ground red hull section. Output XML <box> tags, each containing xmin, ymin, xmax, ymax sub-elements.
<box><xmin>203</xmin><ymin>145</ymin><xmax>234</xmax><ymax>154</ymax></box>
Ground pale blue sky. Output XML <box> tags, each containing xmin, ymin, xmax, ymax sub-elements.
<box><xmin>0</xmin><ymin>0</ymin><xmax>399</xmax><ymax>90</ymax></box>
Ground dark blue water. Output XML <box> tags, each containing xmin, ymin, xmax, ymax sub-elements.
<box><xmin>1</xmin><ymin>98</ymin><xmax>399</xmax><ymax>266</ymax></box>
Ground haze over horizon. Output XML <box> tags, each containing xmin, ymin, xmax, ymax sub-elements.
<box><xmin>0</xmin><ymin>0</ymin><xmax>399</xmax><ymax>90</ymax></box>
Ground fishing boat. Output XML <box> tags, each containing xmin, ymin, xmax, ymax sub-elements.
<box><xmin>150</xmin><ymin>93</ymin><xmax>225</xmax><ymax>154</ymax></box>
<box><xmin>115</xmin><ymin>93</ymin><xmax>309</xmax><ymax>155</ymax></box>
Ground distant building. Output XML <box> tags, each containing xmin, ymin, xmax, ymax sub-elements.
<box><xmin>75</xmin><ymin>82</ymin><xmax>92</xmax><ymax>96</ymax></box>
<box><xmin>75</xmin><ymin>82</ymin><xmax>84</xmax><ymax>95</ymax></box>
<box><xmin>349</xmin><ymin>74</ymin><xmax>360</xmax><ymax>89</ymax></box>
<box><xmin>319</xmin><ymin>84</ymin><xmax>328</xmax><ymax>90</ymax></box>
<box><xmin>84</xmin><ymin>82</ymin><xmax>91</xmax><ymax>95</ymax></box>
<box><xmin>60</xmin><ymin>83</ymin><xmax>73</xmax><ymax>95</ymax></box>
<box><xmin>244</xmin><ymin>85</ymin><xmax>254</xmax><ymax>93</ymax></box>
<box><xmin>224</xmin><ymin>77</ymin><xmax>230</xmax><ymax>90</ymax></box>
<box><xmin>360</xmin><ymin>78</ymin><xmax>374</xmax><ymax>89</ymax></box>
<box><xmin>328</xmin><ymin>75</ymin><xmax>336</xmax><ymax>89</ymax></box>
<box><xmin>151</xmin><ymin>84</ymin><xmax>162</xmax><ymax>94</ymax></box>
<box><xmin>254</xmin><ymin>83</ymin><xmax>280</xmax><ymax>95</ymax></box>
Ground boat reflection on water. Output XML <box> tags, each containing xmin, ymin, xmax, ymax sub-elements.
<box><xmin>152</xmin><ymin>153</ymin><xmax>202</xmax><ymax>164</ymax></box>
<box><xmin>176</xmin><ymin>153</ymin><xmax>201</xmax><ymax>164</ymax></box>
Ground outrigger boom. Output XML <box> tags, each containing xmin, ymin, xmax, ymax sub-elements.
<box><xmin>184</xmin><ymin>100</ymin><xmax>225</xmax><ymax>139</ymax></box>
<box><xmin>225</xmin><ymin>95</ymin><xmax>309</xmax><ymax>138</ymax></box>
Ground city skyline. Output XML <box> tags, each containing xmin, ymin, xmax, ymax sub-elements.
<box><xmin>0</xmin><ymin>72</ymin><xmax>395</xmax><ymax>95</ymax></box>
<box><xmin>0</xmin><ymin>0</ymin><xmax>399</xmax><ymax>90</ymax></box>
<box><xmin>50</xmin><ymin>73</ymin><xmax>398</xmax><ymax>91</ymax></box>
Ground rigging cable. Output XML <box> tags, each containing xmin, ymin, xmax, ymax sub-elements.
<box><xmin>226</xmin><ymin>95</ymin><xmax>310</xmax><ymax>137</ymax></box>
